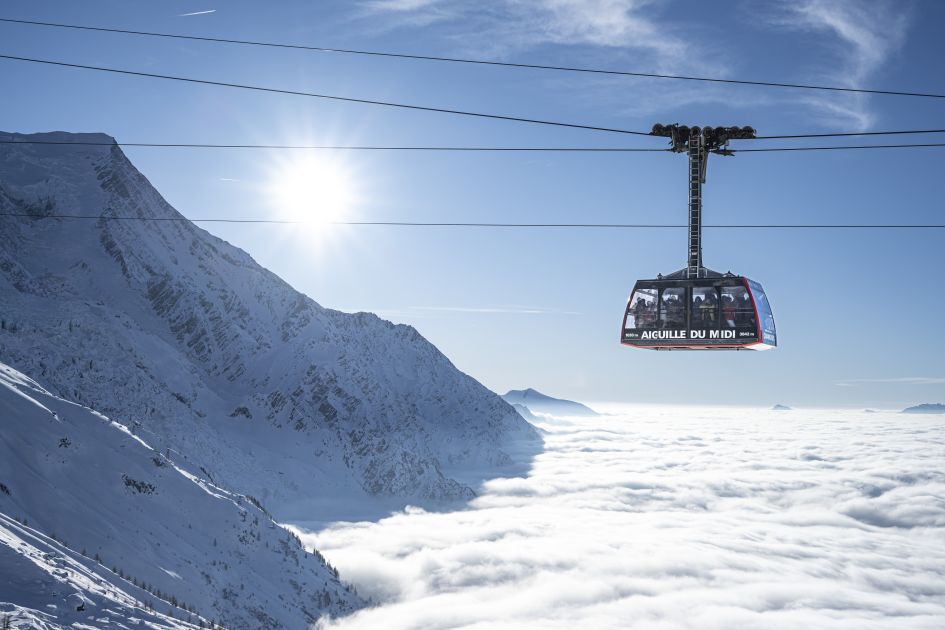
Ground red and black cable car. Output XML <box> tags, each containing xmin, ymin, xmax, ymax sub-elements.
<box><xmin>620</xmin><ymin>124</ymin><xmax>777</xmax><ymax>351</ymax></box>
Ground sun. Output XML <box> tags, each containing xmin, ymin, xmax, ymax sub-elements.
<box><xmin>267</xmin><ymin>155</ymin><xmax>357</xmax><ymax>227</ymax></box>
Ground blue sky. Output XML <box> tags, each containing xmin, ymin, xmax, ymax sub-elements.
<box><xmin>2</xmin><ymin>0</ymin><xmax>943</xmax><ymax>407</ymax></box>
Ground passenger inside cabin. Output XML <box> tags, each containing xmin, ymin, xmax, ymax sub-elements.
<box><xmin>662</xmin><ymin>293</ymin><xmax>685</xmax><ymax>328</ymax></box>
<box><xmin>693</xmin><ymin>289</ymin><xmax>717</xmax><ymax>327</ymax></box>
<box><xmin>722</xmin><ymin>295</ymin><xmax>737</xmax><ymax>328</ymax></box>
<box><xmin>630</xmin><ymin>296</ymin><xmax>657</xmax><ymax>328</ymax></box>
<box><xmin>630</xmin><ymin>297</ymin><xmax>646</xmax><ymax>327</ymax></box>
<box><xmin>736</xmin><ymin>290</ymin><xmax>756</xmax><ymax>328</ymax></box>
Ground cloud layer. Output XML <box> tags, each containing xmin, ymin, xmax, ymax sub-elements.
<box><xmin>306</xmin><ymin>406</ymin><xmax>945</xmax><ymax>629</ymax></box>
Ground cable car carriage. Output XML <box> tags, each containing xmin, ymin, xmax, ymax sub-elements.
<box><xmin>622</xmin><ymin>272</ymin><xmax>776</xmax><ymax>350</ymax></box>
<box><xmin>621</xmin><ymin>124</ymin><xmax>777</xmax><ymax>351</ymax></box>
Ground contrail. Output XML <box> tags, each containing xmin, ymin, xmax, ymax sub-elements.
<box><xmin>178</xmin><ymin>10</ymin><xmax>216</xmax><ymax>17</ymax></box>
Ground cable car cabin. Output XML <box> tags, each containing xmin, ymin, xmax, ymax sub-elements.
<box><xmin>621</xmin><ymin>272</ymin><xmax>776</xmax><ymax>351</ymax></box>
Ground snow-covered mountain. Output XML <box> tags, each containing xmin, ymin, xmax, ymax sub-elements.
<box><xmin>0</xmin><ymin>131</ymin><xmax>539</xmax><ymax>519</ymax></box>
<box><xmin>0</xmin><ymin>362</ymin><xmax>362</xmax><ymax>629</ymax></box>
<box><xmin>502</xmin><ymin>388</ymin><xmax>598</xmax><ymax>417</ymax></box>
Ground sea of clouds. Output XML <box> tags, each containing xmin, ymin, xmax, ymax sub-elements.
<box><xmin>303</xmin><ymin>406</ymin><xmax>945</xmax><ymax>629</ymax></box>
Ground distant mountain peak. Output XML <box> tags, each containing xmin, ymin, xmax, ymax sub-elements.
<box><xmin>506</xmin><ymin>388</ymin><xmax>549</xmax><ymax>399</ymax></box>
<box><xmin>502</xmin><ymin>388</ymin><xmax>598</xmax><ymax>417</ymax></box>
<box><xmin>901</xmin><ymin>403</ymin><xmax>945</xmax><ymax>414</ymax></box>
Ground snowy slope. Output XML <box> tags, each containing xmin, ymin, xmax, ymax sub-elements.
<box><xmin>1</xmin><ymin>514</ymin><xmax>202</xmax><ymax>630</ymax></box>
<box><xmin>0</xmin><ymin>362</ymin><xmax>362</xmax><ymax>629</ymax></box>
<box><xmin>0</xmin><ymin>131</ymin><xmax>539</xmax><ymax>517</ymax></box>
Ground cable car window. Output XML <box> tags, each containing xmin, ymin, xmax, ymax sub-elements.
<box><xmin>730</xmin><ymin>286</ymin><xmax>756</xmax><ymax>329</ymax></box>
<box><xmin>659</xmin><ymin>288</ymin><xmax>686</xmax><ymax>328</ymax></box>
<box><xmin>626</xmin><ymin>288</ymin><xmax>658</xmax><ymax>329</ymax></box>
<box><xmin>720</xmin><ymin>287</ymin><xmax>742</xmax><ymax>328</ymax></box>
<box><xmin>749</xmin><ymin>281</ymin><xmax>777</xmax><ymax>339</ymax></box>
<box><xmin>691</xmin><ymin>287</ymin><xmax>718</xmax><ymax>329</ymax></box>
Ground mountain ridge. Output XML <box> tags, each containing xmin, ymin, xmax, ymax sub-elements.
<box><xmin>0</xmin><ymin>130</ymin><xmax>540</xmax><ymax>519</ymax></box>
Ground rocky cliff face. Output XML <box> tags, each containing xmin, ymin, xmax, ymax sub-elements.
<box><xmin>0</xmin><ymin>131</ymin><xmax>539</xmax><ymax>517</ymax></box>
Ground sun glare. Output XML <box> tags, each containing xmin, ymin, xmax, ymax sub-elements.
<box><xmin>267</xmin><ymin>155</ymin><xmax>357</xmax><ymax>228</ymax></box>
